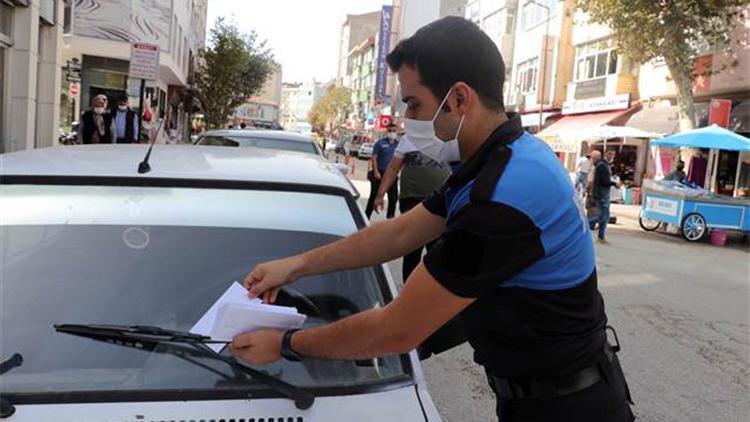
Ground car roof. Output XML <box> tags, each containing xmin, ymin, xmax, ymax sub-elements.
<box><xmin>0</xmin><ymin>145</ymin><xmax>355</xmax><ymax>195</ymax></box>
<box><xmin>201</xmin><ymin>129</ymin><xmax>315</xmax><ymax>144</ymax></box>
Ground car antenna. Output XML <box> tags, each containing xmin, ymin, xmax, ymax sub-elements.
<box><xmin>138</xmin><ymin>119</ymin><xmax>165</xmax><ymax>174</ymax></box>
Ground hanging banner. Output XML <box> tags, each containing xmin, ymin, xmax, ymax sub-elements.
<box><xmin>708</xmin><ymin>98</ymin><xmax>732</xmax><ymax>128</ymax></box>
<box><xmin>374</xmin><ymin>5</ymin><xmax>393</xmax><ymax>102</ymax></box>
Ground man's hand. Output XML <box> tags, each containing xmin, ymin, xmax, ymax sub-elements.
<box><xmin>374</xmin><ymin>171</ymin><xmax>382</xmax><ymax>180</ymax></box>
<box><xmin>230</xmin><ymin>329</ymin><xmax>283</xmax><ymax>366</ymax></box>
<box><xmin>374</xmin><ymin>194</ymin><xmax>386</xmax><ymax>213</ymax></box>
<box><xmin>244</xmin><ymin>256</ymin><xmax>304</xmax><ymax>303</ymax></box>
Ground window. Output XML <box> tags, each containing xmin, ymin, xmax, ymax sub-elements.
<box><xmin>516</xmin><ymin>57</ymin><xmax>539</xmax><ymax>94</ymax></box>
<box><xmin>574</xmin><ymin>38</ymin><xmax>619</xmax><ymax>81</ymax></box>
<box><xmin>0</xmin><ymin>47</ymin><xmax>4</xmax><ymax>151</ymax></box>
<box><xmin>0</xmin><ymin>1</ymin><xmax>11</xmax><ymax>43</ymax></box>
<box><xmin>521</xmin><ymin>0</ymin><xmax>558</xmax><ymax>31</ymax></box>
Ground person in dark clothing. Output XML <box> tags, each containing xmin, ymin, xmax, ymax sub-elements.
<box><xmin>665</xmin><ymin>160</ymin><xmax>687</xmax><ymax>183</ymax></box>
<box><xmin>78</xmin><ymin>94</ymin><xmax>115</xmax><ymax>144</ymax></box>
<box><xmin>588</xmin><ymin>150</ymin><xmax>618</xmax><ymax>243</ymax></box>
<box><xmin>365</xmin><ymin>123</ymin><xmax>400</xmax><ymax>219</ymax></box>
<box><xmin>112</xmin><ymin>95</ymin><xmax>139</xmax><ymax>143</ymax></box>
<box><xmin>234</xmin><ymin>17</ymin><xmax>633</xmax><ymax>422</ymax></box>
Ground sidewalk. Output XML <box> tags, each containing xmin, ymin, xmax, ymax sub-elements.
<box><xmin>610</xmin><ymin>203</ymin><xmax>641</xmax><ymax>222</ymax></box>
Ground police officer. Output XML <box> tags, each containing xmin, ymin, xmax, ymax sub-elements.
<box><xmin>232</xmin><ymin>17</ymin><xmax>634</xmax><ymax>422</ymax></box>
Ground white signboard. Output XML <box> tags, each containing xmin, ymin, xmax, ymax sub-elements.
<box><xmin>645</xmin><ymin>196</ymin><xmax>679</xmax><ymax>217</ymax></box>
<box><xmin>129</xmin><ymin>43</ymin><xmax>160</xmax><ymax>81</ymax></box>
<box><xmin>563</xmin><ymin>94</ymin><xmax>630</xmax><ymax>115</ymax></box>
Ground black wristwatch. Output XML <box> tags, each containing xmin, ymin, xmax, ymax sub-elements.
<box><xmin>281</xmin><ymin>329</ymin><xmax>303</xmax><ymax>362</ymax></box>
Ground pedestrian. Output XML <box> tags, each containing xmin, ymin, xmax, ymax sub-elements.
<box><xmin>233</xmin><ymin>17</ymin><xmax>633</xmax><ymax>422</ymax></box>
<box><xmin>78</xmin><ymin>94</ymin><xmax>115</xmax><ymax>144</ymax></box>
<box><xmin>665</xmin><ymin>160</ymin><xmax>687</xmax><ymax>183</ymax></box>
<box><xmin>575</xmin><ymin>151</ymin><xmax>592</xmax><ymax>194</ymax></box>
<box><xmin>112</xmin><ymin>95</ymin><xmax>139</xmax><ymax>144</ymax></box>
<box><xmin>240</xmin><ymin>122</ymin><xmax>247</xmax><ymax>129</ymax></box>
<box><xmin>588</xmin><ymin>150</ymin><xmax>619</xmax><ymax>243</ymax></box>
<box><xmin>374</xmin><ymin>135</ymin><xmax>450</xmax><ymax>279</ymax></box>
<box><xmin>365</xmin><ymin>123</ymin><xmax>400</xmax><ymax>219</ymax></box>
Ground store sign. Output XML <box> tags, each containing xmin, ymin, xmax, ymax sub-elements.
<box><xmin>542</xmin><ymin>136</ymin><xmax>577</xmax><ymax>153</ymax></box>
<box><xmin>708</xmin><ymin>98</ymin><xmax>732</xmax><ymax>128</ymax></box>
<box><xmin>375</xmin><ymin>114</ymin><xmax>393</xmax><ymax>131</ymax></box>
<box><xmin>374</xmin><ymin>5</ymin><xmax>393</xmax><ymax>102</ymax></box>
<box><xmin>573</xmin><ymin>78</ymin><xmax>606</xmax><ymax>100</ymax></box>
<box><xmin>128</xmin><ymin>43</ymin><xmax>160</xmax><ymax>81</ymax></box>
<box><xmin>563</xmin><ymin>94</ymin><xmax>630</xmax><ymax>115</ymax></box>
<box><xmin>645</xmin><ymin>196</ymin><xmax>679</xmax><ymax>217</ymax></box>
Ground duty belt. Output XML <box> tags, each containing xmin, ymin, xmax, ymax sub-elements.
<box><xmin>488</xmin><ymin>327</ymin><xmax>623</xmax><ymax>400</ymax></box>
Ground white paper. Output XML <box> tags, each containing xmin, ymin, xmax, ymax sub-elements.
<box><xmin>190</xmin><ymin>281</ymin><xmax>306</xmax><ymax>352</ymax></box>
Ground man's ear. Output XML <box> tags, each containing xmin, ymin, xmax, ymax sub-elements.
<box><xmin>453</xmin><ymin>82</ymin><xmax>473</xmax><ymax>115</ymax></box>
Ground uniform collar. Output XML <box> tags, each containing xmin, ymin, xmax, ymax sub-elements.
<box><xmin>447</xmin><ymin>112</ymin><xmax>524</xmax><ymax>186</ymax></box>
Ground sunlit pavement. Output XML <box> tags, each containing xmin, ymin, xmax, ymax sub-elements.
<box><xmin>340</xmin><ymin>155</ymin><xmax>750</xmax><ymax>422</ymax></box>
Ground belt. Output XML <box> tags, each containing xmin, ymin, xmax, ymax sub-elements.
<box><xmin>489</xmin><ymin>345</ymin><xmax>616</xmax><ymax>400</ymax></box>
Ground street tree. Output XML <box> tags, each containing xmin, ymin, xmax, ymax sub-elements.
<box><xmin>308</xmin><ymin>86</ymin><xmax>352</xmax><ymax>132</ymax></box>
<box><xmin>576</xmin><ymin>0</ymin><xmax>748</xmax><ymax>131</ymax></box>
<box><xmin>193</xmin><ymin>18</ymin><xmax>275</xmax><ymax>129</ymax></box>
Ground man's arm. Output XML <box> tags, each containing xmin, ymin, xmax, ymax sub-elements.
<box><xmin>245</xmin><ymin>204</ymin><xmax>445</xmax><ymax>300</ymax></box>
<box><xmin>370</xmin><ymin>149</ymin><xmax>381</xmax><ymax>179</ymax></box>
<box><xmin>231</xmin><ymin>263</ymin><xmax>475</xmax><ymax>363</ymax></box>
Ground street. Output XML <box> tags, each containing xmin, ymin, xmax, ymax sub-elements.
<box><xmin>346</xmin><ymin>156</ymin><xmax>750</xmax><ymax>422</ymax></box>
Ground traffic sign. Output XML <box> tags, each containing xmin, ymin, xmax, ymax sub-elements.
<box><xmin>66</xmin><ymin>59</ymin><xmax>81</xmax><ymax>82</ymax></box>
<box><xmin>68</xmin><ymin>82</ymin><xmax>79</xmax><ymax>97</ymax></box>
<box><xmin>128</xmin><ymin>43</ymin><xmax>160</xmax><ymax>81</ymax></box>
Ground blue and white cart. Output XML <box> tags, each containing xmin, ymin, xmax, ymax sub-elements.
<box><xmin>639</xmin><ymin>125</ymin><xmax>750</xmax><ymax>241</ymax></box>
<box><xmin>639</xmin><ymin>181</ymin><xmax>750</xmax><ymax>241</ymax></box>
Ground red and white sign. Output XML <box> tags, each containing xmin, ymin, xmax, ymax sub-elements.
<box><xmin>375</xmin><ymin>114</ymin><xmax>393</xmax><ymax>131</ymax></box>
<box><xmin>128</xmin><ymin>42</ymin><xmax>160</xmax><ymax>81</ymax></box>
<box><xmin>708</xmin><ymin>98</ymin><xmax>732</xmax><ymax>128</ymax></box>
<box><xmin>68</xmin><ymin>82</ymin><xmax>79</xmax><ymax>97</ymax></box>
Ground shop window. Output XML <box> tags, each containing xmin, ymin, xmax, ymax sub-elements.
<box><xmin>521</xmin><ymin>0</ymin><xmax>559</xmax><ymax>31</ymax></box>
<box><xmin>574</xmin><ymin>38</ymin><xmax>619</xmax><ymax>82</ymax></box>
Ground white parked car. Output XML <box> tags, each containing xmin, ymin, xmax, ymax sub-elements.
<box><xmin>0</xmin><ymin>145</ymin><xmax>440</xmax><ymax>421</ymax></box>
<box><xmin>358</xmin><ymin>142</ymin><xmax>374</xmax><ymax>159</ymax></box>
<box><xmin>195</xmin><ymin>129</ymin><xmax>323</xmax><ymax>157</ymax></box>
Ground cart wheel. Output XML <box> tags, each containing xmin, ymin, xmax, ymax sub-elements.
<box><xmin>639</xmin><ymin>216</ymin><xmax>662</xmax><ymax>232</ymax></box>
<box><xmin>681</xmin><ymin>213</ymin><xmax>707</xmax><ymax>242</ymax></box>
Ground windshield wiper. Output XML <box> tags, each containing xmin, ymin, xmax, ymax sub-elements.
<box><xmin>54</xmin><ymin>324</ymin><xmax>315</xmax><ymax>410</ymax></box>
<box><xmin>1</xmin><ymin>353</ymin><xmax>23</xmax><ymax>418</ymax></box>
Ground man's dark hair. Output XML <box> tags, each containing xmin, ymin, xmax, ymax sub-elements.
<box><xmin>387</xmin><ymin>16</ymin><xmax>505</xmax><ymax>111</ymax></box>
<box><xmin>386</xmin><ymin>123</ymin><xmax>397</xmax><ymax>130</ymax></box>
<box><xmin>117</xmin><ymin>95</ymin><xmax>128</xmax><ymax>103</ymax></box>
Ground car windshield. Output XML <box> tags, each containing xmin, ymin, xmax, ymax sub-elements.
<box><xmin>0</xmin><ymin>184</ymin><xmax>407</xmax><ymax>399</ymax></box>
<box><xmin>197</xmin><ymin>135</ymin><xmax>318</xmax><ymax>155</ymax></box>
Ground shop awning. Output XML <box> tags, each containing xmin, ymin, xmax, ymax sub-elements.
<box><xmin>520</xmin><ymin>112</ymin><xmax>559</xmax><ymax>128</ymax></box>
<box><xmin>626</xmin><ymin>105</ymin><xmax>680</xmax><ymax>135</ymax></box>
<box><xmin>536</xmin><ymin>109</ymin><xmax>631</xmax><ymax>152</ymax></box>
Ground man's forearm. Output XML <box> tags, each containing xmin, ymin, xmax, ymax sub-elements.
<box><xmin>377</xmin><ymin>158</ymin><xmax>402</xmax><ymax>198</ymax></box>
<box><xmin>371</xmin><ymin>155</ymin><xmax>379</xmax><ymax>176</ymax></box>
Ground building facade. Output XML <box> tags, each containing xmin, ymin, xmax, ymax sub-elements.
<box><xmin>279</xmin><ymin>80</ymin><xmax>325</xmax><ymax>131</ymax></box>
<box><xmin>60</xmin><ymin>0</ymin><xmax>207</xmax><ymax>142</ymax></box>
<box><xmin>1</xmin><ymin>0</ymin><xmax>64</xmax><ymax>153</ymax></box>
<box><xmin>337</xmin><ymin>11</ymin><xmax>380</xmax><ymax>89</ymax></box>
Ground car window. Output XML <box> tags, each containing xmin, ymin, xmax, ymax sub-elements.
<box><xmin>0</xmin><ymin>185</ymin><xmax>406</xmax><ymax>398</ymax></box>
<box><xmin>197</xmin><ymin>135</ymin><xmax>318</xmax><ymax>155</ymax></box>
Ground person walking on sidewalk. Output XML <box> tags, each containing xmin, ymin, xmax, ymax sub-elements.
<box><xmin>373</xmin><ymin>136</ymin><xmax>450</xmax><ymax>279</ymax></box>
<box><xmin>588</xmin><ymin>150</ymin><xmax>619</xmax><ymax>243</ymax></box>
<box><xmin>575</xmin><ymin>152</ymin><xmax>592</xmax><ymax>195</ymax></box>
<box><xmin>365</xmin><ymin>124</ymin><xmax>400</xmax><ymax>219</ymax></box>
<box><xmin>79</xmin><ymin>94</ymin><xmax>115</xmax><ymax>144</ymax></box>
<box><xmin>112</xmin><ymin>95</ymin><xmax>139</xmax><ymax>144</ymax></box>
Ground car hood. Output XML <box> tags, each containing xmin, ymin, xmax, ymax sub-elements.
<box><xmin>9</xmin><ymin>386</ymin><xmax>432</xmax><ymax>421</ymax></box>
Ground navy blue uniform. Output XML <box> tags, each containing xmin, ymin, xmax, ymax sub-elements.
<box><xmin>422</xmin><ymin>114</ymin><xmax>633</xmax><ymax>421</ymax></box>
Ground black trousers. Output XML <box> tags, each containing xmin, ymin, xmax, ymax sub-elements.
<box><xmin>365</xmin><ymin>174</ymin><xmax>398</xmax><ymax>219</ymax></box>
<box><xmin>488</xmin><ymin>354</ymin><xmax>635</xmax><ymax>422</ymax></box>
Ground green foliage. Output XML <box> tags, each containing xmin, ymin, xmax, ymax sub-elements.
<box><xmin>193</xmin><ymin>18</ymin><xmax>275</xmax><ymax>129</ymax></box>
<box><xmin>308</xmin><ymin>86</ymin><xmax>352</xmax><ymax>132</ymax></box>
<box><xmin>576</xmin><ymin>0</ymin><xmax>749</xmax><ymax>130</ymax></box>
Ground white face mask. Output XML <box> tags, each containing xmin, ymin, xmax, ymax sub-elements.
<box><xmin>118</xmin><ymin>105</ymin><xmax>127</xmax><ymax>111</ymax></box>
<box><xmin>403</xmin><ymin>87</ymin><xmax>464</xmax><ymax>163</ymax></box>
<box><xmin>93</xmin><ymin>107</ymin><xmax>105</xmax><ymax>115</ymax></box>
<box><xmin>387</xmin><ymin>132</ymin><xmax>397</xmax><ymax>141</ymax></box>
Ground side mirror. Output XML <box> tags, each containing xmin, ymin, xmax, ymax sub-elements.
<box><xmin>334</xmin><ymin>163</ymin><xmax>349</xmax><ymax>175</ymax></box>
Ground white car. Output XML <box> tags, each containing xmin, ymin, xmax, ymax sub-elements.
<box><xmin>195</xmin><ymin>129</ymin><xmax>323</xmax><ymax>157</ymax></box>
<box><xmin>358</xmin><ymin>143</ymin><xmax>374</xmax><ymax>159</ymax></box>
<box><xmin>0</xmin><ymin>145</ymin><xmax>440</xmax><ymax>421</ymax></box>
